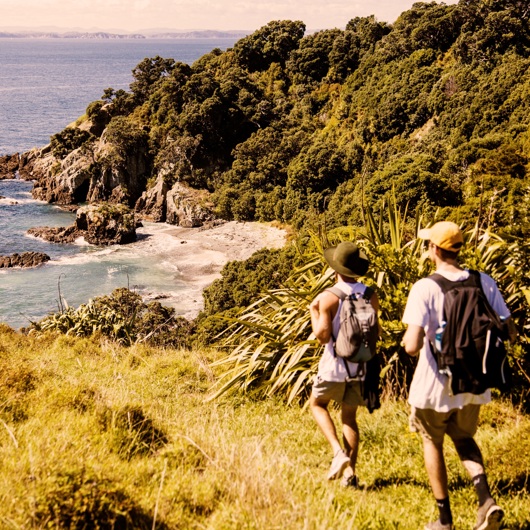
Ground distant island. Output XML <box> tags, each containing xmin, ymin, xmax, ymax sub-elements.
<box><xmin>0</xmin><ymin>29</ymin><xmax>250</xmax><ymax>39</ymax></box>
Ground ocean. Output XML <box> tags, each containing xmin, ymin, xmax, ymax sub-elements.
<box><xmin>0</xmin><ymin>38</ymin><xmax>238</xmax><ymax>329</ymax></box>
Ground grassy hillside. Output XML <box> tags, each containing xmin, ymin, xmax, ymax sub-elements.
<box><xmin>0</xmin><ymin>325</ymin><xmax>528</xmax><ymax>528</ymax></box>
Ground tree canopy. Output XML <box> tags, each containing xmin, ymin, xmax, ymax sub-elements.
<box><xmin>64</xmin><ymin>0</ymin><xmax>530</xmax><ymax>235</ymax></box>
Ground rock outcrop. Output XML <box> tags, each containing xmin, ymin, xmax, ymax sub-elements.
<box><xmin>165</xmin><ymin>182</ymin><xmax>215</xmax><ymax>227</ymax></box>
<box><xmin>31</xmin><ymin>146</ymin><xmax>94</xmax><ymax>204</ymax></box>
<box><xmin>0</xmin><ymin>252</ymin><xmax>50</xmax><ymax>268</ymax></box>
<box><xmin>0</xmin><ymin>154</ymin><xmax>21</xmax><ymax>179</ymax></box>
<box><xmin>1</xmin><ymin>115</ymin><xmax>215</xmax><ymax>229</ymax></box>
<box><xmin>29</xmin><ymin>202</ymin><xmax>137</xmax><ymax>246</ymax></box>
<box><xmin>27</xmin><ymin>226</ymin><xmax>81</xmax><ymax>244</ymax></box>
<box><xmin>75</xmin><ymin>203</ymin><xmax>137</xmax><ymax>245</ymax></box>
<box><xmin>134</xmin><ymin>174</ymin><xmax>169</xmax><ymax>222</ymax></box>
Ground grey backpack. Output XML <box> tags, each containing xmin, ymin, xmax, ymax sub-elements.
<box><xmin>326</xmin><ymin>286</ymin><xmax>378</xmax><ymax>363</ymax></box>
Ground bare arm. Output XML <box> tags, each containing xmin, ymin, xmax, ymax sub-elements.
<box><xmin>309</xmin><ymin>291</ymin><xmax>339</xmax><ymax>345</ymax></box>
<box><xmin>506</xmin><ymin>317</ymin><xmax>517</xmax><ymax>343</ymax></box>
<box><xmin>369</xmin><ymin>291</ymin><xmax>382</xmax><ymax>336</ymax></box>
<box><xmin>402</xmin><ymin>324</ymin><xmax>425</xmax><ymax>356</ymax></box>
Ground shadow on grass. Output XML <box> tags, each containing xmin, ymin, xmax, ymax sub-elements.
<box><xmin>497</xmin><ymin>473</ymin><xmax>530</xmax><ymax>494</ymax></box>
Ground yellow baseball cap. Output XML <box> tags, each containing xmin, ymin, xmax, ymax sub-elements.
<box><xmin>418</xmin><ymin>221</ymin><xmax>464</xmax><ymax>251</ymax></box>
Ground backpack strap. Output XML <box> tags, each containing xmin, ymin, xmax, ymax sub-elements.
<box><xmin>325</xmin><ymin>285</ymin><xmax>374</xmax><ymax>301</ymax></box>
<box><xmin>428</xmin><ymin>269</ymin><xmax>481</xmax><ymax>293</ymax></box>
<box><xmin>326</xmin><ymin>286</ymin><xmax>348</xmax><ymax>300</ymax></box>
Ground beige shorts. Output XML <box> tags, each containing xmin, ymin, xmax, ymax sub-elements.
<box><xmin>409</xmin><ymin>404</ymin><xmax>481</xmax><ymax>444</ymax></box>
<box><xmin>311</xmin><ymin>376</ymin><xmax>364</xmax><ymax>407</ymax></box>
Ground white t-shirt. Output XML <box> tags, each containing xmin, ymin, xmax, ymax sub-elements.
<box><xmin>316</xmin><ymin>280</ymin><xmax>370</xmax><ymax>382</ymax></box>
<box><xmin>402</xmin><ymin>269</ymin><xmax>510</xmax><ymax>411</ymax></box>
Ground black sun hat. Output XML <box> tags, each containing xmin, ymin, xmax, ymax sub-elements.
<box><xmin>323</xmin><ymin>241</ymin><xmax>370</xmax><ymax>277</ymax></box>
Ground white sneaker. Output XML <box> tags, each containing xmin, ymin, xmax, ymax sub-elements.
<box><xmin>327</xmin><ymin>450</ymin><xmax>350</xmax><ymax>480</ymax></box>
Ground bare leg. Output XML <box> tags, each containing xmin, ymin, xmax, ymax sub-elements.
<box><xmin>341</xmin><ymin>403</ymin><xmax>359</xmax><ymax>473</ymax></box>
<box><xmin>310</xmin><ymin>394</ymin><xmax>342</xmax><ymax>454</ymax></box>
<box><xmin>452</xmin><ymin>437</ymin><xmax>485</xmax><ymax>478</ymax></box>
<box><xmin>423</xmin><ymin>437</ymin><xmax>449</xmax><ymax>499</ymax></box>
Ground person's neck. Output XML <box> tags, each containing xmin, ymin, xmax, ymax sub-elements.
<box><xmin>337</xmin><ymin>274</ymin><xmax>358</xmax><ymax>284</ymax></box>
<box><xmin>434</xmin><ymin>259</ymin><xmax>462</xmax><ymax>273</ymax></box>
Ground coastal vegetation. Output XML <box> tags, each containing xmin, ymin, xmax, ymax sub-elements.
<box><xmin>1</xmin><ymin>0</ymin><xmax>530</xmax><ymax>526</ymax></box>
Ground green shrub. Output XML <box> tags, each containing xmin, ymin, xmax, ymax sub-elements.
<box><xmin>28</xmin><ymin>288</ymin><xmax>195</xmax><ymax>348</ymax></box>
<box><xmin>50</xmin><ymin>127</ymin><xmax>94</xmax><ymax>159</ymax></box>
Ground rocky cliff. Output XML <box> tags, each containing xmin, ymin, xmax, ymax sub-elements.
<box><xmin>0</xmin><ymin>114</ymin><xmax>214</xmax><ymax>229</ymax></box>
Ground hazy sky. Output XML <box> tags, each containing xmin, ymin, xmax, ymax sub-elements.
<box><xmin>0</xmin><ymin>0</ymin><xmax>459</xmax><ymax>32</ymax></box>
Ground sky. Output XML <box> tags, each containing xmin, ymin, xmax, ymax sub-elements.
<box><xmin>0</xmin><ymin>0</ymin><xmax>459</xmax><ymax>33</ymax></box>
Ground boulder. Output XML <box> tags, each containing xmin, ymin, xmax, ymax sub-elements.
<box><xmin>75</xmin><ymin>203</ymin><xmax>136</xmax><ymax>245</ymax></box>
<box><xmin>0</xmin><ymin>252</ymin><xmax>50</xmax><ymax>268</ymax></box>
<box><xmin>165</xmin><ymin>182</ymin><xmax>215</xmax><ymax>228</ymax></box>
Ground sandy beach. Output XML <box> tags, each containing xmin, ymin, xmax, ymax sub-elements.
<box><xmin>132</xmin><ymin>220</ymin><xmax>288</xmax><ymax>318</ymax></box>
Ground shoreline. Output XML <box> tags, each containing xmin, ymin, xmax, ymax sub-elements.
<box><xmin>126</xmin><ymin>220</ymin><xmax>288</xmax><ymax>318</ymax></box>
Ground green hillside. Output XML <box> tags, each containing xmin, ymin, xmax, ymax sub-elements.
<box><xmin>0</xmin><ymin>327</ymin><xmax>528</xmax><ymax>528</ymax></box>
<box><xmin>14</xmin><ymin>0</ymin><xmax>530</xmax><ymax>408</ymax></box>
<box><xmin>45</xmin><ymin>0</ymin><xmax>530</xmax><ymax>233</ymax></box>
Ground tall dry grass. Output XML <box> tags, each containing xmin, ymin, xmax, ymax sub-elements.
<box><xmin>0</xmin><ymin>325</ymin><xmax>528</xmax><ymax>529</ymax></box>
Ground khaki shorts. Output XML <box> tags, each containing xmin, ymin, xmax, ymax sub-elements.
<box><xmin>409</xmin><ymin>404</ymin><xmax>481</xmax><ymax>444</ymax></box>
<box><xmin>311</xmin><ymin>376</ymin><xmax>364</xmax><ymax>407</ymax></box>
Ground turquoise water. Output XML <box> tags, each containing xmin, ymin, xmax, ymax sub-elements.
<box><xmin>0</xmin><ymin>175</ymin><xmax>189</xmax><ymax>330</ymax></box>
<box><xmin>0</xmin><ymin>38</ymin><xmax>238</xmax><ymax>329</ymax></box>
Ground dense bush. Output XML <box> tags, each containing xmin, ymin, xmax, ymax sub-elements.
<box><xmin>210</xmin><ymin>198</ymin><xmax>530</xmax><ymax>409</ymax></box>
<box><xmin>50</xmin><ymin>127</ymin><xmax>94</xmax><ymax>159</ymax></box>
<box><xmin>29</xmin><ymin>288</ymin><xmax>195</xmax><ymax>348</ymax></box>
<box><xmin>195</xmin><ymin>246</ymin><xmax>299</xmax><ymax>344</ymax></box>
<box><xmin>55</xmin><ymin>3</ymin><xmax>527</xmax><ymax>234</ymax></box>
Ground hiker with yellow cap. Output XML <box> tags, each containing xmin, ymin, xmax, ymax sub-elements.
<box><xmin>401</xmin><ymin>221</ymin><xmax>516</xmax><ymax>530</ymax></box>
<box><xmin>309</xmin><ymin>241</ymin><xmax>380</xmax><ymax>488</ymax></box>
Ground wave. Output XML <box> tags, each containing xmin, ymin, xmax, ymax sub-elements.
<box><xmin>51</xmin><ymin>247</ymin><xmax>118</xmax><ymax>265</ymax></box>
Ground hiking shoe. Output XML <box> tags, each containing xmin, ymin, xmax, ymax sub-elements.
<box><xmin>474</xmin><ymin>498</ymin><xmax>504</xmax><ymax>530</ymax></box>
<box><xmin>327</xmin><ymin>449</ymin><xmax>350</xmax><ymax>480</ymax></box>
<box><xmin>424</xmin><ymin>520</ymin><xmax>453</xmax><ymax>530</ymax></box>
<box><xmin>340</xmin><ymin>472</ymin><xmax>359</xmax><ymax>488</ymax></box>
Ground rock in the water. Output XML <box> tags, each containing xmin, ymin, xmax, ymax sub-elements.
<box><xmin>28</xmin><ymin>202</ymin><xmax>137</xmax><ymax>246</ymax></box>
<box><xmin>0</xmin><ymin>252</ymin><xmax>50</xmax><ymax>268</ymax></box>
<box><xmin>27</xmin><ymin>225</ymin><xmax>81</xmax><ymax>244</ymax></box>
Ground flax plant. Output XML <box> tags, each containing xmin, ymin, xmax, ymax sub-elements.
<box><xmin>210</xmin><ymin>190</ymin><xmax>530</xmax><ymax>404</ymax></box>
<box><xmin>209</xmin><ymin>240</ymin><xmax>331</xmax><ymax>404</ymax></box>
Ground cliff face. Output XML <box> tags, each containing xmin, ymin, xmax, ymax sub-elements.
<box><xmin>0</xmin><ymin>118</ymin><xmax>213</xmax><ymax>228</ymax></box>
<box><xmin>23</xmin><ymin>131</ymin><xmax>151</xmax><ymax>209</ymax></box>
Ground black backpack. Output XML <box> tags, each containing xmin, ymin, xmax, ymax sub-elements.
<box><xmin>428</xmin><ymin>270</ymin><xmax>511</xmax><ymax>395</ymax></box>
